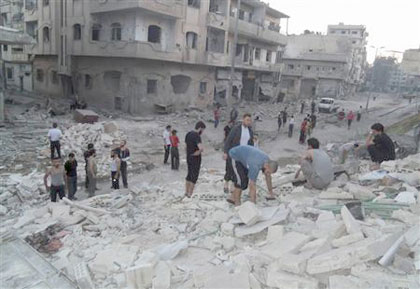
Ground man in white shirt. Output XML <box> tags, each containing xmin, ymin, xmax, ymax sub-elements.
<box><xmin>288</xmin><ymin>115</ymin><xmax>295</xmax><ymax>138</ymax></box>
<box><xmin>163</xmin><ymin>125</ymin><xmax>172</xmax><ymax>164</ymax></box>
<box><xmin>48</xmin><ymin>123</ymin><xmax>62</xmax><ymax>159</ymax></box>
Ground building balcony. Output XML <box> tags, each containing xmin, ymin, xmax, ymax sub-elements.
<box><xmin>228</xmin><ymin>17</ymin><xmax>287</xmax><ymax>46</ymax></box>
<box><xmin>2</xmin><ymin>52</ymin><xmax>29</xmax><ymax>63</ymax></box>
<box><xmin>207</xmin><ymin>12</ymin><xmax>228</xmax><ymax>30</ymax></box>
<box><xmin>90</xmin><ymin>0</ymin><xmax>184</xmax><ymax>19</ymax></box>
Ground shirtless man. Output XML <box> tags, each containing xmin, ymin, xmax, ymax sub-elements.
<box><xmin>44</xmin><ymin>157</ymin><xmax>67</xmax><ymax>202</ymax></box>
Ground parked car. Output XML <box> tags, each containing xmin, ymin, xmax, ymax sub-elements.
<box><xmin>318</xmin><ymin>98</ymin><xmax>339</xmax><ymax>113</ymax></box>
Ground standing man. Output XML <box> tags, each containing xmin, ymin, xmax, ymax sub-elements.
<box><xmin>347</xmin><ymin>110</ymin><xmax>355</xmax><ymax>130</ymax></box>
<box><xmin>87</xmin><ymin>149</ymin><xmax>97</xmax><ymax>198</ymax></box>
<box><xmin>117</xmin><ymin>140</ymin><xmax>130</xmax><ymax>188</ymax></box>
<box><xmin>277</xmin><ymin>113</ymin><xmax>282</xmax><ymax>133</ymax></box>
<box><xmin>163</xmin><ymin>125</ymin><xmax>172</xmax><ymax>165</ymax></box>
<box><xmin>110</xmin><ymin>150</ymin><xmax>121</xmax><ymax>190</ymax></box>
<box><xmin>185</xmin><ymin>121</ymin><xmax>206</xmax><ymax>198</ymax></box>
<box><xmin>300</xmin><ymin>101</ymin><xmax>305</xmax><ymax>114</ymax></box>
<box><xmin>311</xmin><ymin>100</ymin><xmax>316</xmax><ymax>114</ymax></box>
<box><xmin>288</xmin><ymin>115</ymin><xmax>295</xmax><ymax>138</ymax></box>
<box><xmin>223</xmin><ymin>121</ymin><xmax>233</xmax><ymax>193</ymax></box>
<box><xmin>170</xmin><ymin>129</ymin><xmax>180</xmax><ymax>170</ymax></box>
<box><xmin>44</xmin><ymin>157</ymin><xmax>66</xmax><ymax>202</ymax></box>
<box><xmin>228</xmin><ymin>145</ymin><xmax>278</xmax><ymax>205</ymax></box>
<box><xmin>230</xmin><ymin>106</ymin><xmax>239</xmax><ymax>124</ymax></box>
<box><xmin>356</xmin><ymin>105</ymin><xmax>363</xmax><ymax>122</ymax></box>
<box><xmin>310</xmin><ymin>114</ymin><xmax>317</xmax><ymax>129</ymax></box>
<box><xmin>299</xmin><ymin>118</ymin><xmax>308</xmax><ymax>144</ymax></box>
<box><xmin>282</xmin><ymin>108</ymin><xmax>288</xmax><ymax>127</ymax></box>
<box><xmin>366</xmin><ymin>123</ymin><xmax>395</xmax><ymax>169</ymax></box>
<box><xmin>48</xmin><ymin>123</ymin><xmax>62</xmax><ymax>159</ymax></box>
<box><xmin>84</xmin><ymin>143</ymin><xmax>94</xmax><ymax>189</ymax></box>
<box><xmin>295</xmin><ymin>138</ymin><xmax>334</xmax><ymax>190</ymax></box>
<box><xmin>64</xmin><ymin>153</ymin><xmax>78</xmax><ymax>200</ymax></box>
<box><xmin>214</xmin><ymin>105</ymin><xmax>221</xmax><ymax>128</ymax></box>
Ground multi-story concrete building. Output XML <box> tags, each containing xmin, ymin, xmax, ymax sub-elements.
<box><xmin>23</xmin><ymin>0</ymin><xmax>288</xmax><ymax>113</ymax></box>
<box><xmin>0</xmin><ymin>0</ymin><xmax>32</xmax><ymax>91</ymax></box>
<box><xmin>401</xmin><ymin>48</ymin><xmax>420</xmax><ymax>94</ymax></box>
<box><xmin>327</xmin><ymin>23</ymin><xmax>368</xmax><ymax>91</ymax></box>
<box><xmin>280</xmin><ymin>33</ymin><xmax>354</xmax><ymax>99</ymax></box>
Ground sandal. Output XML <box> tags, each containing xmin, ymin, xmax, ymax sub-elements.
<box><xmin>226</xmin><ymin>199</ymin><xmax>235</xmax><ymax>205</ymax></box>
<box><xmin>266</xmin><ymin>197</ymin><xmax>276</xmax><ymax>201</ymax></box>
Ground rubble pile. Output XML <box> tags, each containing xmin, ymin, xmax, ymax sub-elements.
<box><xmin>1</xmin><ymin>151</ymin><xmax>419</xmax><ymax>289</ymax></box>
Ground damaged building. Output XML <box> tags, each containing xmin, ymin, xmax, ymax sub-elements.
<box><xmin>22</xmin><ymin>0</ymin><xmax>288</xmax><ymax>113</ymax></box>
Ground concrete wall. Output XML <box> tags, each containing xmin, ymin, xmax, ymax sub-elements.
<box><xmin>33</xmin><ymin>56</ymin><xmax>62</xmax><ymax>96</ymax></box>
<box><xmin>4</xmin><ymin>62</ymin><xmax>32</xmax><ymax>92</ymax></box>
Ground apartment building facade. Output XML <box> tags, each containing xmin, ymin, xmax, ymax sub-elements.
<box><xmin>23</xmin><ymin>0</ymin><xmax>288</xmax><ymax>113</ymax></box>
<box><xmin>0</xmin><ymin>0</ymin><xmax>32</xmax><ymax>92</ymax></box>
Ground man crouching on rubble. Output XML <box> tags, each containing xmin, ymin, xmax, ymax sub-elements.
<box><xmin>366</xmin><ymin>123</ymin><xmax>395</xmax><ymax>170</ymax></box>
<box><xmin>295</xmin><ymin>138</ymin><xmax>334</xmax><ymax>190</ymax></box>
<box><xmin>44</xmin><ymin>157</ymin><xmax>67</xmax><ymax>202</ymax></box>
<box><xmin>227</xmin><ymin>145</ymin><xmax>278</xmax><ymax>206</ymax></box>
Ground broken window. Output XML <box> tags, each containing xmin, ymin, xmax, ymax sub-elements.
<box><xmin>171</xmin><ymin>75</ymin><xmax>191</xmax><ymax>94</ymax></box>
<box><xmin>85</xmin><ymin>74</ymin><xmax>92</xmax><ymax>89</ymax></box>
<box><xmin>43</xmin><ymin>26</ymin><xmax>49</xmax><ymax>42</ymax></box>
<box><xmin>73</xmin><ymin>24</ymin><xmax>81</xmax><ymax>40</ymax></box>
<box><xmin>25</xmin><ymin>0</ymin><xmax>37</xmax><ymax>10</ymax></box>
<box><xmin>332</xmin><ymin>67</ymin><xmax>336</xmax><ymax>71</ymax></box>
<box><xmin>92</xmin><ymin>24</ymin><xmax>101</xmax><ymax>41</ymax></box>
<box><xmin>12</xmin><ymin>47</ymin><xmax>23</xmax><ymax>53</ymax></box>
<box><xmin>206</xmin><ymin>27</ymin><xmax>225</xmax><ymax>53</ymax></box>
<box><xmin>103</xmin><ymin>71</ymin><xmax>121</xmax><ymax>92</ymax></box>
<box><xmin>276</xmin><ymin>51</ymin><xmax>283</xmax><ymax>63</ymax></box>
<box><xmin>51</xmin><ymin>70</ymin><xmax>58</xmax><ymax>84</ymax></box>
<box><xmin>248</xmin><ymin>13</ymin><xmax>253</xmax><ymax>22</ymax></box>
<box><xmin>3</xmin><ymin>45</ymin><xmax>7</xmax><ymax>52</ymax></box>
<box><xmin>307</xmin><ymin>65</ymin><xmax>311</xmax><ymax>70</ymax></box>
<box><xmin>43</xmin><ymin>0</ymin><xmax>49</xmax><ymax>6</ymax></box>
<box><xmin>236</xmin><ymin>44</ymin><xmax>242</xmax><ymax>56</ymax></box>
<box><xmin>266</xmin><ymin>50</ymin><xmax>272</xmax><ymax>62</ymax></box>
<box><xmin>6</xmin><ymin>67</ymin><xmax>13</xmax><ymax>79</ymax></box>
<box><xmin>341</xmin><ymin>30</ymin><xmax>346</xmax><ymax>34</ymax></box>
<box><xmin>255</xmin><ymin>48</ymin><xmax>261</xmax><ymax>60</ymax></box>
<box><xmin>1</xmin><ymin>13</ymin><xmax>7</xmax><ymax>26</ymax></box>
<box><xmin>148</xmin><ymin>25</ymin><xmax>161</xmax><ymax>44</ymax></box>
<box><xmin>238</xmin><ymin>9</ymin><xmax>244</xmax><ymax>20</ymax></box>
<box><xmin>147</xmin><ymin>79</ymin><xmax>157</xmax><ymax>94</ymax></box>
<box><xmin>36</xmin><ymin>69</ymin><xmax>44</xmax><ymax>82</ymax></box>
<box><xmin>114</xmin><ymin>97</ymin><xmax>122</xmax><ymax>110</ymax></box>
<box><xmin>188</xmin><ymin>0</ymin><xmax>200</xmax><ymax>8</ymax></box>
<box><xmin>288</xmin><ymin>64</ymin><xmax>294</xmax><ymax>70</ymax></box>
<box><xmin>111</xmin><ymin>23</ymin><xmax>121</xmax><ymax>41</ymax></box>
<box><xmin>186</xmin><ymin>32</ymin><xmax>198</xmax><ymax>49</ymax></box>
<box><xmin>200</xmin><ymin>82</ymin><xmax>207</xmax><ymax>94</ymax></box>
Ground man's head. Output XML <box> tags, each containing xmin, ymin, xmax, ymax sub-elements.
<box><xmin>111</xmin><ymin>150</ymin><xmax>118</xmax><ymax>158</ymax></box>
<box><xmin>53</xmin><ymin>122</ymin><xmax>58</xmax><ymax>128</ymax></box>
<box><xmin>263</xmin><ymin>160</ymin><xmax>278</xmax><ymax>175</ymax></box>
<box><xmin>52</xmin><ymin>157</ymin><xmax>61</xmax><ymax>167</ymax></box>
<box><xmin>371</xmin><ymin>123</ymin><xmax>384</xmax><ymax>135</ymax></box>
<box><xmin>307</xmin><ymin>138</ymin><xmax>320</xmax><ymax>149</ymax></box>
<box><xmin>88</xmin><ymin>143</ymin><xmax>94</xmax><ymax>150</ymax></box>
<box><xmin>120</xmin><ymin>140</ymin><xmax>126</xmax><ymax>147</ymax></box>
<box><xmin>90</xmin><ymin>149</ymin><xmax>96</xmax><ymax>157</ymax></box>
<box><xmin>242</xmin><ymin>113</ymin><xmax>252</xmax><ymax>127</ymax></box>
<box><xmin>195</xmin><ymin>121</ymin><xmax>206</xmax><ymax>134</ymax></box>
<box><xmin>172</xmin><ymin>129</ymin><xmax>177</xmax><ymax>135</ymax></box>
<box><xmin>166</xmin><ymin>125</ymin><xmax>171</xmax><ymax>131</ymax></box>
<box><xmin>68</xmin><ymin>153</ymin><xmax>75</xmax><ymax>160</ymax></box>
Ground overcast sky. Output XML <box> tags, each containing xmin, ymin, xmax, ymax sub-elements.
<box><xmin>268</xmin><ymin>0</ymin><xmax>420</xmax><ymax>63</ymax></box>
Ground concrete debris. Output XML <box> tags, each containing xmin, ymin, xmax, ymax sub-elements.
<box><xmin>236</xmin><ymin>201</ymin><xmax>261</xmax><ymax>226</ymax></box>
<box><xmin>340</xmin><ymin>205</ymin><xmax>362</xmax><ymax>235</ymax></box>
<box><xmin>332</xmin><ymin>232</ymin><xmax>365</xmax><ymax>247</ymax></box>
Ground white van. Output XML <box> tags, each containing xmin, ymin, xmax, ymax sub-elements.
<box><xmin>318</xmin><ymin>98</ymin><xmax>339</xmax><ymax>113</ymax></box>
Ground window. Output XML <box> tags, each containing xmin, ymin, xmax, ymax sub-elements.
<box><xmin>341</xmin><ymin>30</ymin><xmax>346</xmax><ymax>34</ymax></box>
<box><xmin>200</xmin><ymin>82</ymin><xmax>207</xmax><ymax>94</ymax></box>
<box><xmin>12</xmin><ymin>47</ymin><xmax>23</xmax><ymax>53</ymax></box>
<box><xmin>248</xmin><ymin>13</ymin><xmax>253</xmax><ymax>22</ymax></box>
<box><xmin>307</xmin><ymin>65</ymin><xmax>311</xmax><ymax>70</ymax></box>
<box><xmin>276</xmin><ymin>51</ymin><xmax>283</xmax><ymax>63</ymax></box>
<box><xmin>111</xmin><ymin>23</ymin><xmax>121</xmax><ymax>41</ymax></box>
<box><xmin>6</xmin><ymin>67</ymin><xmax>13</xmax><ymax>79</ymax></box>
<box><xmin>188</xmin><ymin>0</ymin><xmax>200</xmax><ymax>8</ymax></box>
<box><xmin>1</xmin><ymin>13</ymin><xmax>7</xmax><ymax>26</ymax></box>
<box><xmin>332</xmin><ymin>67</ymin><xmax>336</xmax><ymax>71</ymax></box>
<box><xmin>352</xmin><ymin>31</ymin><xmax>358</xmax><ymax>34</ymax></box>
<box><xmin>147</xmin><ymin>79</ymin><xmax>157</xmax><ymax>94</ymax></box>
<box><xmin>352</xmin><ymin>40</ymin><xmax>356</xmax><ymax>44</ymax></box>
<box><xmin>36</xmin><ymin>69</ymin><xmax>44</xmax><ymax>82</ymax></box>
<box><xmin>255</xmin><ymin>48</ymin><xmax>261</xmax><ymax>60</ymax></box>
<box><xmin>43</xmin><ymin>0</ymin><xmax>49</xmax><ymax>6</ymax></box>
<box><xmin>51</xmin><ymin>70</ymin><xmax>58</xmax><ymax>84</ymax></box>
<box><xmin>148</xmin><ymin>25</ymin><xmax>161</xmax><ymax>43</ymax></box>
<box><xmin>73</xmin><ymin>24</ymin><xmax>81</xmax><ymax>40</ymax></box>
<box><xmin>238</xmin><ymin>10</ymin><xmax>244</xmax><ymax>20</ymax></box>
<box><xmin>266</xmin><ymin>50</ymin><xmax>272</xmax><ymax>62</ymax></box>
<box><xmin>236</xmin><ymin>44</ymin><xmax>242</xmax><ymax>56</ymax></box>
<box><xmin>85</xmin><ymin>74</ymin><xmax>92</xmax><ymax>89</ymax></box>
<box><xmin>92</xmin><ymin>24</ymin><xmax>101</xmax><ymax>41</ymax></box>
<box><xmin>288</xmin><ymin>64</ymin><xmax>294</xmax><ymax>69</ymax></box>
<box><xmin>114</xmin><ymin>97</ymin><xmax>122</xmax><ymax>110</ymax></box>
<box><xmin>3</xmin><ymin>45</ymin><xmax>8</xmax><ymax>51</ymax></box>
<box><xmin>43</xmin><ymin>26</ymin><xmax>49</xmax><ymax>42</ymax></box>
<box><xmin>25</xmin><ymin>0</ymin><xmax>37</xmax><ymax>10</ymax></box>
<box><xmin>330</xmin><ymin>30</ymin><xmax>336</xmax><ymax>34</ymax></box>
<box><xmin>186</xmin><ymin>32</ymin><xmax>198</xmax><ymax>49</ymax></box>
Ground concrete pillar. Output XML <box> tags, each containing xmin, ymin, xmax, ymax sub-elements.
<box><xmin>0</xmin><ymin>91</ymin><xmax>4</xmax><ymax>123</ymax></box>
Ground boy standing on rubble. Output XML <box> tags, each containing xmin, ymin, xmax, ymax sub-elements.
<box><xmin>110</xmin><ymin>150</ymin><xmax>121</xmax><ymax>190</ymax></box>
<box><xmin>163</xmin><ymin>125</ymin><xmax>172</xmax><ymax>165</ymax></box>
<box><xmin>295</xmin><ymin>138</ymin><xmax>334</xmax><ymax>190</ymax></box>
<box><xmin>185</xmin><ymin>121</ymin><xmax>206</xmax><ymax>198</ymax></box>
<box><xmin>48</xmin><ymin>123</ymin><xmax>62</xmax><ymax>159</ymax></box>
<box><xmin>170</xmin><ymin>130</ymin><xmax>180</xmax><ymax>170</ymax></box>
<box><xmin>44</xmin><ymin>157</ymin><xmax>66</xmax><ymax>202</ymax></box>
<box><xmin>115</xmin><ymin>140</ymin><xmax>130</xmax><ymax>188</ymax></box>
<box><xmin>87</xmin><ymin>150</ymin><xmax>97</xmax><ymax>197</ymax></box>
<box><xmin>64</xmin><ymin>153</ymin><xmax>78</xmax><ymax>200</ymax></box>
<box><xmin>84</xmin><ymin>143</ymin><xmax>94</xmax><ymax>189</ymax></box>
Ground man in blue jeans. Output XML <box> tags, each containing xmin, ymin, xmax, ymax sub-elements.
<box><xmin>228</xmin><ymin>145</ymin><xmax>278</xmax><ymax>206</ymax></box>
<box><xmin>64</xmin><ymin>153</ymin><xmax>78</xmax><ymax>200</ymax></box>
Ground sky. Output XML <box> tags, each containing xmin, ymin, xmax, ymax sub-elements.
<box><xmin>268</xmin><ymin>0</ymin><xmax>420</xmax><ymax>63</ymax></box>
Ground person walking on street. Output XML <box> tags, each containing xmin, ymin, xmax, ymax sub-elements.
<box><xmin>87</xmin><ymin>150</ymin><xmax>97</xmax><ymax>197</ymax></box>
<box><xmin>214</xmin><ymin>105</ymin><xmax>221</xmax><ymax>128</ymax></box>
<box><xmin>48</xmin><ymin>123</ymin><xmax>62</xmax><ymax>159</ymax></box>
<box><xmin>110</xmin><ymin>150</ymin><xmax>121</xmax><ymax>190</ymax></box>
<box><xmin>64</xmin><ymin>153</ymin><xmax>78</xmax><ymax>200</ymax></box>
<box><xmin>347</xmin><ymin>110</ymin><xmax>355</xmax><ymax>130</ymax></box>
<box><xmin>44</xmin><ymin>157</ymin><xmax>66</xmax><ymax>202</ymax></box>
<box><xmin>300</xmin><ymin>101</ymin><xmax>305</xmax><ymax>114</ymax></box>
<box><xmin>299</xmin><ymin>118</ymin><xmax>308</xmax><ymax>144</ymax></box>
<box><xmin>282</xmin><ymin>108</ymin><xmax>288</xmax><ymax>127</ymax></box>
<box><xmin>163</xmin><ymin>125</ymin><xmax>172</xmax><ymax>164</ymax></box>
<box><xmin>118</xmin><ymin>140</ymin><xmax>130</xmax><ymax>188</ymax></box>
<box><xmin>170</xmin><ymin>130</ymin><xmax>180</xmax><ymax>170</ymax></box>
<box><xmin>288</xmin><ymin>115</ymin><xmax>295</xmax><ymax>138</ymax></box>
<box><xmin>185</xmin><ymin>121</ymin><xmax>206</xmax><ymax>198</ymax></box>
<box><xmin>230</xmin><ymin>106</ymin><xmax>239</xmax><ymax>124</ymax></box>
<box><xmin>357</xmin><ymin>105</ymin><xmax>362</xmax><ymax>122</ymax></box>
<box><xmin>277</xmin><ymin>113</ymin><xmax>282</xmax><ymax>133</ymax></box>
<box><xmin>84</xmin><ymin>143</ymin><xmax>94</xmax><ymax>189</ymax></box>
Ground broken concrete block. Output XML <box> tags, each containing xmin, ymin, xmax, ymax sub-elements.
<box><xmin>104</xmin><ymin>121</ymin><xmax>119</xmax><ymax>134</ymax></box>
<box><xmin>332</xmin><ymin>232</ymin><xmax>364</xmax><ymax>247</ymax></box>
<box><xmin>249</xmin><ymin>273</ymin><xmax>261</xmax><ymax>289</ymax></box>
<box><xmin>378</xmin><ymin>235</ymin><xmax>404</xmax><ymax>266</ymax></box>
<box><xmin>74</xmin><ymin>262</ymin><xmax>95</xmax><ymax>289</ymax></box>
<box><xmin>345</xmin><ymin>183</ymin><xmax>375</xmax><ymax>200</ymax></box>
<box><xmin>152</xmin><ymin>261</ymin><xmax>171</xmax><ymax>289</ymax></box>
<box><xmin>392</xmin><ymin>209</ymin><xmax>418</xmax><ymax>225</ymax></box>
<box><xmin>237</xmin><ymin>201</ymin><xmax>261</xmax><ymax>226</ymax></box>
<box><xmin>315</xmin><ymin>211</ymin><xmax>337</xmax><ymax>230</ymax></box>
<box><xmin>220</xmin><ymin>222</ymin><xmax>234</xmax><ymax>236</ymax></box>
<box><xmin>90</xmin><ymin>245</ymin><xmax>139</xmax><ymax>274</ymax></box>
<box><xmin>393</xmin><ymin>255</ymin><xmax>414</xmax><ymax>273</ymax></box>
<box><xmin>126</xmin><ymin>263</ymin><xmax>155</xmax><ymax>289</ymax></box>
<box><xmin>13</xmin><ymin>211</ymin><xmax>36</xmax><ymax>229</ymax></box>
<box><xmin>130</xmin><ymin>186</ymin><xmax>142</xmax><ymax>195</ymax></box>
<box><xmin>266</xmin><ymin>265</ymin><xmax>318</xmax><ymax>289</ymax></box>
<box><xmin>221</xmin><ymin>237</ymin><xmax>235</xmax><ymax>252</ymax></box>
<box><xmin>275</xmin><ymin>252</ymin><xmax>309</xmax><ymax>274</ymax></box>
<box><xmin>51</xmin><ymin>204</ymin><xmax>71</xmax><ymax>219</ymax></box>
<box><xmin>319</xmin><ymin>187</ymin><xmax>353</xmax><ymax>200</ymax></box>
<box><xmin>340</xmin><ymin>205</ymin><xmax>361</xmax><ymax>235</ymax></box>
<box><xmin>329</xmin><ymin>275</ymin><xmax>369</xmax><ymax>289</ymax></box>
<box><xmin>300</xmin><ymin>238</ymin><xmax>329</xmax><ymax>253</ymax></box>
<box><xmin>0</xmin><ymin>205</ymin><xmax>7</xmax><ymax>216</ymax></box>
<box><xmin>394</xmin><ymin>191</ymin><xmax>416</xmax><ymax>204</ymax></box>
<box><xmin>404</xmin><ymin>225</ymin><xmax>420</xmax><ymax>247</ymax></box>
<box><xmin>261</xmin><ymin>232</ymin><xmax>311</xmax><ymax>259</ymax></box>
<box><xmin>266</xmin><ymin>225</ymin><xmax>284</xmax><ymax>242</ymax></box>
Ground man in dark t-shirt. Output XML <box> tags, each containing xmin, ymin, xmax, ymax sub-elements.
<box><xmin>366</xmin><ymin>123</ymin><xmax>395</xmax><ymax>169</ymax></box>
<box><xmin>185</xmin><ymin>121</ymin><xmax>206</xmax><ymax>198</ymax></box>
<box><xmin>64</xmin><ymin>153</ymin><xmax>78</xmax><ymax>200</ymax></box>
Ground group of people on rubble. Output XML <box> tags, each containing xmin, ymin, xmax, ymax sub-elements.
<box><xmin>44</xmin><ymin>122</ymin><xmax>130</xmax><ymax>202</ymax></box>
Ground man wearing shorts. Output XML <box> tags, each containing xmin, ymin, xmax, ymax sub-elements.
<box><xmin>185</xmin><ymin>121</ymin><xmax>206</xmax><ymax>198</ymax></box>
<box><xmin>228</xmin><ymin>145</ymin><xmax>278</xmax><ymax>206</ymax></box>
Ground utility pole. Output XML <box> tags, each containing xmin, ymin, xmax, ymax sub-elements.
<box><xmin>227</xmin><ymin>0</ymin><xmax>241</xmax><ymax>109</ymax></box>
